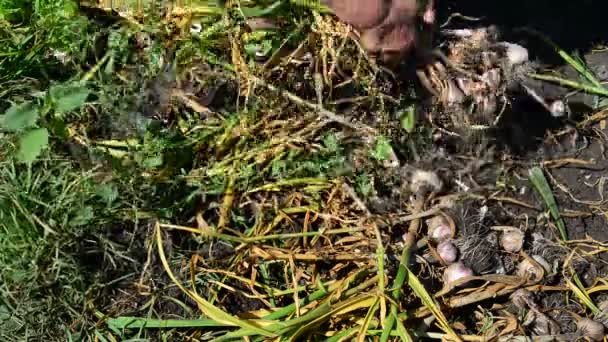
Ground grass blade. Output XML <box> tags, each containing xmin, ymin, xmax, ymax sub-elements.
<box><xmin>567</xmin><ymin>268</ymin><xmax>600</xmax><ymax>314</ymax></box>
<box><xmin>519</xmin><ymin>28</ymin><xmax>605</xmax><ymax>90</ymax></box>
<box><xmin>154</xmin><ymin>222</ymin><xmax>274</xmax><ymax>337</ymax></box>
<box><xmin>528</xmin><ymin>166</ymin><xmax>568</xmax><ymax>241</ymax></box>
<box><xmin>357</xmin><ymin>296</ymin><xmax>380</xmax><ymax>341</ymax></box>
<box><xmin>106</xmin><ymin>317</ymin><xmax>227</xmax><ymax>330</ymax></box>
<box><xmin>405</xmin><ymin>266</ymin><xmax>461</xmax><ymax>342</ymax></box>
<box><xmin>529</xmin><ymin>74</ymin><xmax>608</xmax><ymax>97</ymax></box>
<box><xmin>287</xmin><ymin>294</ymin><xmax>378</xmax><ymax>341</ymax></box>
<box><xmin>393</xmin><ymin>311</ymin><xmax>413</xmax><ymax>342</ymax></box>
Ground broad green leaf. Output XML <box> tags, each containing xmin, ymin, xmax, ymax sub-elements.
<box><xmin>372</xmin><ymin>136</ymin><xmax>393</xmax><ymax>161</ymax></box>
<box><xmin>1</xmin><ymin>101</ymin><xmax>39</xmax><ymax>131</ymax></box>
<box><xmin>322</xmin><ymin>133</ymin><xmax>340</xmax><ymax>152</ymax></box>
<box><xmin>17</xmin><ymin>128</ymin><xmax>49</xmax><ymax>163</ymax></box>
<box><xmin>49</xmin><ymin>83</ymin><xmax>91</xmax><ymax>114</ymax></box>
<box><xmin>142</xmin><ymin>155</ymin><xmax>163</xmax><ymax>169</ymax></box>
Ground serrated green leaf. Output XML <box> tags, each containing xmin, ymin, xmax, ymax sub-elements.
<box><xmin>17</xmin><ymin>128</ymin><xmax>49</xmax><ymax>163</ymax></box>
<box><xmin>70</xmin><ymin>206</ymin><xmax>94</xmax><ymax>226</ymax></box>
<box><xmin>49</xmin><ymin>83</ymin><xmax>90</xmax><ymax>114</ymax></box>
<box><xmin>96</xmin><ymin>184</ymin><xmax>118</xmax><ymax>206</ymax></box>
<box><xmin>372</xmin><ymin>136</ymin><xmax>393</xmax><ymax>161</ymax></box>
<box><xmin>1</xmin><ymin>101</ymin><xmax>40</xmax><ymax>131</ymax></box>
<box><xmin>142</xmin><ymin>155</ymin><xmax>163</xmax><ymax>169</ymax></box>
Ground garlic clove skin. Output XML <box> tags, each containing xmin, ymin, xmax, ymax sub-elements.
<box><xmin>548</xmin><ymin>99</ymin><xmax>567</xmax><ymax>118</ymax></box>
<box><xmin>531</xmin><ymin>254</ymin><xmax>552</xmax><ymax>274</ymax></box>
<box><xmin>500</xmin><ymin>228</ymin><xmax>524</xmax><ymax>253</ymax></box>
<box><xmin>516</xmin><ymin>258</ymin><xmax>543</xmax><ymax>282</ymax></box>
<box><xmin>594</xmin><ymin>300</ymin><xmax>608</xmax><ymax>328</ymax></box>
<box><xmin>510</xmin><ymin>288</ymin><xmax>534</xmax><ymax>310</ymax></box>
<box><xmin>576</xmin><ymin>318</ymin><xmax>605</xmax><ymax>342</ymax></box>
<box><xmin>444</xmin><ymin>261</ymin><xmax>474</xmax><ymax>285</ymax></box>
<box><xmin>445</xmin><ymin>80</ymin><xmax>465</xmax><ymax>104</ymax></box>
<box><xmin>481</xmin><ymin>68</ymin><xmax>502</xmax><ymax>90</ymax></box>
<box><xmin>441</xmin><ymin>28</ymin><xmax>475</xmax><ymax>38</ymax></box>
<box><xmin>426</xmin><ymin>215</ymin><xmax>455</xmax><ymax>243</ymax></box>
<box><xmin>455</xmin><ymin>77</ymin><xmax>475</xmax><ymax>96</ymax></box>
<box><xmin>499</xmin><ymin>42</ymin><xmax>529</xmax><ymax>67</ymax></box>
<box><xmin>437</xmin><ymin>240</ymin><xmax>458</xmax><ymax>265</ymax></box>
<box><xmin>431</xmin><ymin>224</ymin><xmax>453</xmax><ymax>242</ymax></box>
<box><xmin>409</xmin><ymin>169</ymin><xmax>443</xmax><ymax>195</ymax></box>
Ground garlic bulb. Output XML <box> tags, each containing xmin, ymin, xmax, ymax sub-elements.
<box><xmin>500</xmin><ymin>228</ymin><xmax>524</xmax><ymax>253</ymax></box>
<box><xmin>409</xmin><ymin>169</ymin><xmax>443</xmax><ymax>194</ymax></box>
<box><xmin>516</xmin><ymin>258</ymin><xmax>543</xmax><ymax>282</ymax></box>
<box><xmin>437</xmin><ymin>241</ymin><xmax>458</xmax><ymax>265</ymax></box>
<box><xmin>455</xmin><ymin>77</ymin><xmax>475</xmax><ymax>96</ymax></box>
<box><xmin>531</xmin><ymin>254</ymin><xmax>552</xmax><ymax>274</ymax></box>
<box><xmin>481</xmin><ymin>68</ymin><xmax>501</xmax><ymax>89</ymax></box>
<box><xmin>500</xmin><ymin>42</ymin><xmax>529</xmax><ymax>67</ymax></box>
<box><xmin>426</xmin><ymin>215</ymin><xmax>455</xmax><ymax>243</ymax></box>
<box><xmin>479</xmin><ymin>95</ymin><xmax>498</xmax><ymax>117</ymax></box>
<box><xmin>445</xmin><ymin>80</ymin><xmax>465</xmax><ymax>104</ymax></box>
<box><xmin>510</xmin><ymin>288</ymin><xmax>533</xmax><ymax>310</ymax></box>
<box><xmin>444</xmin><ymin>261</ymin><xmax>474</xmax><ymax>285</ymax></box>
<box><xmin>548</xmin><ymin>99</ymin><xmax>567</xmax><ymax>118</ymax></box>
<box><xmin>594</xmin><ymin>300</ymin><xmax>608</xmax><ymax>328</ymax></box>
<box><xmin>576</xmin><ymin>318</ymin><xmax>605</xmax><ymax>341</ymax></box>
<box><xmin>431</xmin><ymin>224</ymin><xmax>453</xmax><ymax>242</ymax></box>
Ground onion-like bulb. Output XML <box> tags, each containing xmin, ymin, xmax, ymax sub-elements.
<box><xmin>437</xmin><ymin>241</ymin><xmax>458</xmax><ymax>265</ymax></box>
<box><xmin>443</xmin><ymin>261</ymin><xmax>474</xmax><ymax>286</ymax></box>
<box><xmin>576</xmin><ymin>318</ymin><xmax>605</xmax><ymax>341</ymax></box>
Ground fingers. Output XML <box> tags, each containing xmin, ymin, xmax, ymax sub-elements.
<box><xmin>323</xmin><ymin>0</ymin><xmax>423</xmax><ymax>66</ymax></box>
<box><xmin>360</xmin><ymin>0</ymin><xmax>417</xmax><ymax>58</ymax></box>
<box><xmin>323</xmin><ymin>0</ymin><xmax>389</xmax><ymax>29</ymax></box>
<box><xmin>422</xmin><ymin>0</ymin><xmax>436</xmax><ymax>25</ymax></box>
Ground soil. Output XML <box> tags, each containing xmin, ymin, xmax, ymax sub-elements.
<box><xmin>430</xmin><ymin>0</ymin><xmax>608</xmax><ymax>245</ymax></box>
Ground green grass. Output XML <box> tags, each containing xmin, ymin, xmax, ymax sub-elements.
<box><xmin>0</xmin><ymin>148</ymin><xmax>120</xmax><ymax>339</ymax></box>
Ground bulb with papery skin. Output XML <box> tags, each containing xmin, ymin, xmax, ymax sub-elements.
<box><xmin>516</xmin><ymin>259</ymin><xmax>542</xmax><ymax>282</ymax></box>
<box><xmin>437</xmin><ymin>241</ymin><xmax>458</xmax><ymax>264</ymax></box>
<box><xmin>594</xmin><ymin>300</ymin><xmax>608</xmax><ymax>327</ymax></box>
<box><xmin>500</xmin><ymin>228</ymin><xmax>524</xmax><ymax>253</ymax></box>
<box><xmin>443</xmin><ymin>261</ymin><xmax>473</xmax><ymax>285</ymax></box>
<box><xmin>501</xmin><ymin>42</ymin><xmax>529</xmax><ymax>67</ymax></box>
<box><xmin>445</xmin><ymin>80</ymin><xmax>464</xmax><ymax>104</ymax></box>
<box><xmin>431</xmin><ymin>224</ymin><xmax>452</xmax><ymax>242</ymax></box>
<box><xmin>510</xmin><ymin>288</ymin><xmax>533</xmax><ymax>310</ymax></box>
<box><xmin>427</xmin><ymin>215</ymin><xmax>454</xmax><ymax>243</ymax></box>
<box><xmin>577</xmin><ymin>318</ymin><xmax>605</xmax><ymax>341</ymax></box>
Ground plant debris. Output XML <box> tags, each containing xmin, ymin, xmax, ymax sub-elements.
<box><xmin>1</xmin><ymin>0</ymin><xmax>608</xmax><ymax>341</ymax></box>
